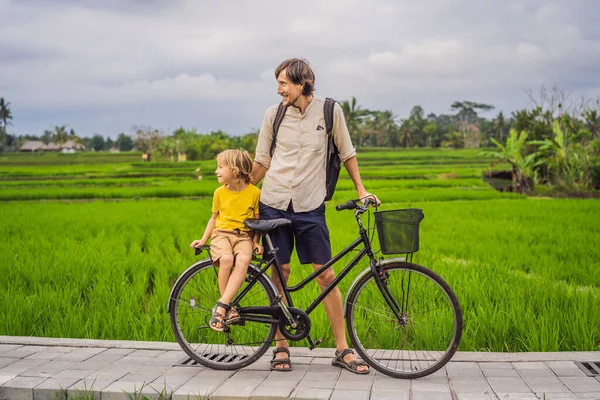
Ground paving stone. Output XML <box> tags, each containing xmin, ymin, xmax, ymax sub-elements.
<box><xmin>412</xmin><ymin>376</ymin><xmax>451</xmax><ymax>392</ymax></box>
<box><xmin>152</xmin><ymin>366</ymin><xmax>201</xmax><ymax>387</ymax></box>
<box><xmin>2</xmin><ymin>346</ymin><xmax>49</xmax><ymax>359</ymax></box>
<box><xmin>574</xmin><ymin>393</ymin><xmax>600</xmax><ymax>399</ymax></box>
<box><xmin>560</xmin><ymin>377</ymin><xmax>600</xmax><ymax>393</ymax></box>
<box><xmin>0</xmin><ymin>357</ymin><xmax>19</xmax><ymax>369</ymax></box>
<box><xmin>446</xmin><ymin>363</ymin><xmax>482</xmax><ymax>377</ymax></box>
<box><xmin>0</xmin><ymin>345</ymin><xmax>22</xmax><ymax>355</ymax></box>
<box><xmin>301</xmin><ymin>377</ymin><xmax>338</xmax><ymax>390</ymax></box>
<box><xmin>454</xmin><ymin>394</ymin><xmax>495</xmax><ymax>399</ymax></box>
<box><xmin>371</xmin><ymin>374</ymin><xmax>410</xmax><ymax>391</ymax></box>
<box><xmin>0</xmin><ymin>374</ymin><xmax>17</xmax><ymax>386</ymax></box>
<box><xmin>289</xmin><ymin>387</ymin><xmax>332</xmax><ymax>400</ymax></box>
<box><xmin>84</xmin><ymin>368</ymin><xmax>130</xmax><ymax>382</ymax></box>
<box><xmin>412</xmin><ymin>392</ymin><xmax>452</xmax><ymax>400</ymax></box>
<box><xmin>33</xmin><ymin>376</ymin><xmax>82</xmax><ymax>400</ymax></box>
<box><xmin>369</xmin><ymin>390</ymin><xmax>409</xmax><ymax>400</ymax></box>
<box><xmin>102</xmin><ymin>381</ymin><xmax>158</xmax><ymax>400</ymax></box>
<box><xmin>172</xmin><ymin>382</ymin><xmax>216</xmax><ymax>400</ymax></box>
<box><xmin>534</xmin><ymin>393</ymin><xmax>577</xmax><ymax>399</ymax></box>
<box><xmin>488</xmin><ymin>377</ymin><xmax>534</xmax><ymax>394</ymax></box>
<box><xmin>0</xmin><ymin>376</ymin><xmax>49</xmax><ymax>400</ymax></box>
<box><xmin>67</xmin><ymin>379</ymin><xmax>113</xmax><ymax>400</ymax></box>
<box><xmin>128</xmin><ymin>349</ymin><xmax>167</xmax><ymax>358</ymax></box>
<box><xmin>20</xmin><ymin>361</ymin><xmax>76</xmax><ymax>378</ymax></box>
<box><xmin>100</xmin><ymin>348</ymin><xmax>136</xmax><ymax>356</ymax></box>
<box><xmin>329</xmin><ymin>389</ymin><xmax>370</xmax><ymax>400</ymax></box>
<box><xmin>513</xmin><ymin>362</ymin><xmax>549</xmax><ymax>370</ymax></box>
<box><xmin>5</xmin><ymin>358</ymin><xmax>49</xmax><ymax>369</ymax></box>
<box><xmin>81</xmin><ymin>353</ymin><xmax>126</xmax><ymax>364</ymax></box>
<box><xmin>261</xmin><ymin>377</ymin><xmax>302</xmax><ymax>388</ymax></box>
<box><xmin>449</xmin><ymin>376</ymin><xmax>492</xmax><ymax>393</ymax></box>
<box><xmin>334</xmin><ymin>377</ymin><xmax>373</xmax><ymax>391</ymax></box>
<box><xmin>523</xmin><ymin>376</ymin><xmax>571</xmax><ymax>392</ymax></box>
<box><xmin>481</xmin><ymin>362</ymin><xmax>518</xmax><ymax>369</ymax></box>
<box><xmin>481</xmin><ymin>366</ymin><xmax>520</xmax><ymax>377</ymax></box>
<box><xmin>251</xmin><ymin>386</ymin><xmax>293</xmax><ymax>399</ymax></box>
<box><xmin>495</xmin><ymin>394</ymin><xmax>538</xmax><ymax>399</ymax></box>
<box><xmin>211</xmin><ymin>384</ymin><xmax>256</xmax><ymax>399</ymax></box>
<box><xmin>0</xmin><ymin>365</ymin><xmax>33</xmax><ymax>376</ymax></box>
<box><xmin>547</xmin><ymin>362</ymin><xmax>588</xmax><ymax>378</ymax></box>
<box><xmin>303</xmin><ymin>371</ymin><xmax>339</xmax><ymax>381</ymax></box>
<box><xmin>53</xmin><ymin>348</ymin><xmax>107</xmax><ymax>362</ymax></box>
<box><xmin>118</xmin><ymin>371</ymin><xmax>163</xmax><ymax>383</ymax></box>
<box><xmin>518</xmin><ymin>367</ymin><xmax>557</xmax><ymax>378</ymax></box>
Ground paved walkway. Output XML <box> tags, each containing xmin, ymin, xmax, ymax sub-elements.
<box><xmin>0</xmin><ymin>336</ymin><xmax>599</xmax><ymax>400</ymax></box>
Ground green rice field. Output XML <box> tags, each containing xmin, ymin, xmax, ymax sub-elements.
<box><xmin>0</xmin><ymin>149</ymin><xmax>598</xmax><ymax>352</ymax></box>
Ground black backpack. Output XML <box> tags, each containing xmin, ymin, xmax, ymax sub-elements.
<box><xmin>269</xmin><ymin>97</ymin><xmax>341</xmax><ymax>201</ymax></box>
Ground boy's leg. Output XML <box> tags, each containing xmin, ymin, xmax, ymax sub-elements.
<box><xmin>210</xmin><ymin>232</ymin><xmax>234</xmax><ymax>295</ymax></box>
<box><xmin>219</xmin><ymin>238</ymin><xmax>253</xmax><ymax>304</ymax></box>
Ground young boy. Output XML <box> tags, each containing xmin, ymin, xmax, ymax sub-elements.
<box><xmin>190</xmin><ymin>149</ymin><xmax>263</xmax><ymax>331</ymax></box>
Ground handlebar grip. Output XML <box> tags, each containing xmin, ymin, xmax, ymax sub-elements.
<box><xmin>336</xmin><ymin>200</ymin><xmax>357</xmax><ymax>211</ymax></box>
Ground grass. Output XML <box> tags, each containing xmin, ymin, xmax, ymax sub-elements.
<box><xmin>0</xmin><ymin>149</ymin><xmax>598</xmax><ymax>352</ymax></box>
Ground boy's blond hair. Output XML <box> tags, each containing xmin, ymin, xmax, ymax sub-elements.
<box><xmin>216</xmin><ymin>149</ymin><xmax>253</xmax><ymax>184</ymax></box>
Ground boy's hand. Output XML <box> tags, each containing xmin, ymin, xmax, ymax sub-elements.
<box><xmin>253</xmin><ymin>243</ymin><xmax>264</xmax><ymax>255</ymax></box>
<box><xmin>190</xmin><ymin>239</ymin><xmax>206</xmax><ymax>249</ymax></box>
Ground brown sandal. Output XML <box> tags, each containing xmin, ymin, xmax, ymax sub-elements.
<box><xmin>270</xmin><ymin>347</ymin><xmax>293</xmax><ymax>371</ymax></box>
<box><xmin>209</xmin><ymin>301</ymin><xmax>230</xmax><ymax>332</ymax></box>
<box><xmin>331</xmin><ymin>349</ymin><xmax>370</xmax><ymax>374</ymax></box>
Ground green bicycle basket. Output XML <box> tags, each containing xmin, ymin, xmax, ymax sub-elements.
<box><xmin>374</xmin><ymin>209</ymin><xmax>425</xmax><ymax>254</ymax></box>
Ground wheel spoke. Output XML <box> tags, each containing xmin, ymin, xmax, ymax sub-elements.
<box><xmin>347</xmin><ymin>263</ymin><xmax>462</xmax><ymax>378</ymax></box>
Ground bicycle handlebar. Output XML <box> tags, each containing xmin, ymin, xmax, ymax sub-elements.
<box><xmin>335</xmin><ymin>200</ymin><xmax>358</xmax><ymax>211</ymax></box>
<box><xmin>335</xmin><ymin>197</ymin><xmax>378</xmax><ymax>212</ymax></box>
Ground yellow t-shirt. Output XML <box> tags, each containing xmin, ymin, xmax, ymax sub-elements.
<box><xmin>212</xmin><ymin>184</ymin><xmax>261</xmax><ymax>231</ymax></box>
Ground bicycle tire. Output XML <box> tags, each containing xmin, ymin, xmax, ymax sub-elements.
<box><xmin>346</xmin><ymin>262</ymin><xmax>462</xmax><ymax>379</ymax></box>
<box><xmin>169</xmin><ymin>259</ymin><xmax>278</xmax><ymax>370</ymax></box>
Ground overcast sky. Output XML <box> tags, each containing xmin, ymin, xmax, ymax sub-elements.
<box><xmin>1</xmin><ymin>0</ymin><xmax>599</xmax><ymax>138</ymax></box>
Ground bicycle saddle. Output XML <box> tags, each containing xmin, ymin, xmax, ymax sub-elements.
<box><xmin>244</xmin><ymin>218</ymin><xmax>292</xmax><ymax>234</ymax></box>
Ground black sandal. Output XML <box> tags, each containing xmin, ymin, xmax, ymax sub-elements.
<box><xmin>210</xmin><ymin>301</ymin><xmax>230</xmax><ymax>332</ymax></box>
<box><xmin>270</xmin><ymin>347</ymin><xmax>293</xmax><ymax>371</ymax></box>
<box><xmin>331</xmin><ymin>349</ymin><xmax>370</xmax><ymax>375</ymax></box>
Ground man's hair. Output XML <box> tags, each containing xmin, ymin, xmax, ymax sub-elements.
<box><xmin>216</xmin><ymin>149</ymin><xmax>253</xmax><ymax>184</ymax></box>
<box><xmin>275</xmin><ymin>58</ymin><xmax>315</xmax><ymax>96</ymax></box>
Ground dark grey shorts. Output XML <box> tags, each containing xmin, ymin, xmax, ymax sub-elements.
<box><xmin>259</xmin><ymin>201</ymin><xmax>331</xmax><ymax>265</ymax></box>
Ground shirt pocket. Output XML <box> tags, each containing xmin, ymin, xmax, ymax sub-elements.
<box><xmin>308</xmin><ymin>118</ymin><xmax>328</xmax><ymax>151</ymax></box>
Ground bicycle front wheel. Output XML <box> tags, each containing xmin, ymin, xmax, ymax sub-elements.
<box><xmin>169</xmin><ymin>260</ymin><xmax>278</xmax><ymax>370</ymax></box>
<box><xmin>346</xmin><ymin>262</ymin><xmax>462</xmax><ymax>379</ymax></box>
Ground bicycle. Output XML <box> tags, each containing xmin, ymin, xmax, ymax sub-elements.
<box><xmin>168</xmin><ymin>198</ymin><xmax>463</xmax><ymax>379</ymax></box>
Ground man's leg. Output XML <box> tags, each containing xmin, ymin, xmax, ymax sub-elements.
<box><xmin>314</xmin><ymin>265</ymin><xmax>369</xmax><ymax>373</ymax></box>
<box><xmin>271</xmin><ymin>262</ymin><xmax>291</xmax><ymax>369</ymax></box>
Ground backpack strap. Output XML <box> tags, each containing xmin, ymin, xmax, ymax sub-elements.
<box><xmin>324</xmin><ymin>97</ymin><xmax>337</xmax><ymax>151</ymax></box>
<box><xmin>269</xmin><ymin>102</ymin><xmax>287</xmax><ymax>158</ymax></box>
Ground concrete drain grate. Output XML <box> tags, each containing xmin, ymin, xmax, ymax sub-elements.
<box><xmin>574</xmin><ymin>361</ymin><xmax>600</xmax><ymax>377</ymax></box>
<box><xmin>175</xmin><ymin>354</ymin><xmax>249</xmax><ymax>367</ymax></box>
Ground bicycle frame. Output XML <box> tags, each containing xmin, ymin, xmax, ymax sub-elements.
<box><xmin>232</xmin><ymin>204</ymin><xmax>407</xmax><ymax>343</ymax></box>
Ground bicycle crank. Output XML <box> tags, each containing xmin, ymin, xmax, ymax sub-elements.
<box><xmin>279</xmin><ymin>308</ymin><xmax>311</xmax><ymax>341</ymax></box>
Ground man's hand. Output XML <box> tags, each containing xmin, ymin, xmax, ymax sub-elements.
<box><xmin>190</xmin><ymin>239</ymin><xmax>206</xmax><ymax>249</ymax></box>
<box><xmin>358</xmin><ymin>191</ymin><xmax>380</xmax><ymax>206</ymax></box>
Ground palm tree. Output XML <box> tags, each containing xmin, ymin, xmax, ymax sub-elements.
<box><xmin>340</xmin><ymin>97</ymin><xmax>370</xmax><ymax>148</ymax></box>
<box><xmin>0</xmin><ymin>98</ymin><xmax>13</xmax><ymax>145</ymax></box>
<box><xmin>0</xmin><ymin>98</ymin><xmax>12</xmax><ymax>130</ymax></box>
<box><xmin>54</xmin><ymin>125</ymin><xmax>69</xmax><ymax>146</ymax></box>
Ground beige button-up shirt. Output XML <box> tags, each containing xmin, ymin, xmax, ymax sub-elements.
<box><xmin>255</xmin><ymin>97</ymin><xmax>357</xmax><ymax>212</ymax></box>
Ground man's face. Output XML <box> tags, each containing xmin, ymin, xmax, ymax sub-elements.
<box><xmin>277</xmin><ymin>69</ymin><xmax>303</xmax><ymax>107</ymax></box>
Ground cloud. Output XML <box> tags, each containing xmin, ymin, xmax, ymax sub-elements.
<box><xmin>0</xmin><ymin>0</ymin><xmax>599</xmax><ymax>136</ymax></box>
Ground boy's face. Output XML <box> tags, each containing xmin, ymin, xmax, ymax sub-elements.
<box><xmin>277</xmin><ymin>69</ymin><xmax>303</xmax><ymax>107</ymax></box>
<box><xmin>215</xmin><ymin>163</ymin><xmax>235</xmax><ymax>185</ymax></box>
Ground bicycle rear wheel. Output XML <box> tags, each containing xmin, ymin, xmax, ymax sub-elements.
<box><xmin>346</xmin><ymin>262</ymin><xmax>462</xmax><ymax>379</ymax></box>
<box><xmin>169</xmin><ymin>260</ymin><xmax>278</xmax><ymax>370</ymax></box>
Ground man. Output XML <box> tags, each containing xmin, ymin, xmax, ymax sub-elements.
<box><xmin>252</xmin><ymin>58</ymin><xmax>379</xmax><ymax>374</ymax></box>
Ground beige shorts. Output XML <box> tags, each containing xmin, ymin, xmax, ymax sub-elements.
<box><xmin>210</xmin><ymin>229</ymin><xmax>253</xmax><ymax>264</ymax></box>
